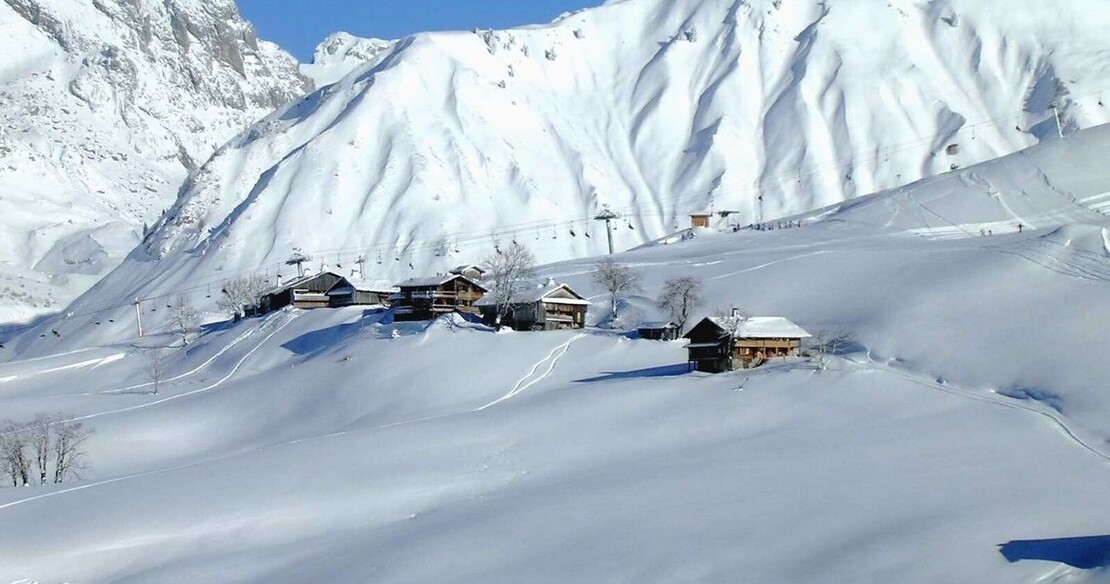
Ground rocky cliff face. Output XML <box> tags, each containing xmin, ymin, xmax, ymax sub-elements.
<box><xmin>0</xmin><ymin>0</ymin><xmax>311</xmax><ymax>322</ymax></box>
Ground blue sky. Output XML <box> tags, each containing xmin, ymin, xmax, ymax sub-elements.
<box><xmin>237</xmin><ymin>1</ymin><xmax>604</xmax><ymax>62</ymax></box>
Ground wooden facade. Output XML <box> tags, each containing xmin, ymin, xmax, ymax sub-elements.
<box><xmin>690</xmin><ymin>213</ymin><xmax>713</xmax><ymax>229</ymax></box>
<box><xmin>327</xmin><ymin>281</ymin><xmax>396</xmax><ymax>308</ymax></box>
<box><xmin>477</xmin><ymin>283</ymin><xmax>589</xmax><ymax>331</ymax></box>
<box><xmin>392</xmin><ymin>274</ymin><xmax>487</xmax><ymax>322</ymax></box>
<box><xmin>260</xmin><ymin>271</ymin><xmax>348</xmax><ymax>314</ymax></box>
<box><xmin>683</xmin><ymin>316</ymin><xmax>810</xmax><ymax>373</ymax></box>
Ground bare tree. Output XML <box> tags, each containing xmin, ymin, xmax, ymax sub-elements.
<box><xmin>481</xmin><ymin>241</ymin><xmax>537</xmax><ymax>326</ymax></box>
<box><xmin>0</xmin><ymin>422</ymin><xmax>31</xmax><ymax>487</ymax></box>
<box><xmin>169</xmin><ymin>294</ymin><xmax>198</xmax><ymax>345</ymax></box>
<box><xmin>28</xmin><ymin>414</ymin><xmax>55</xmax><ymax>485</ymax></box>
<box><xmin>52</xmin><ymin>419</ymin><xmax>93</xmax><ymax>484</ymax></box>
<box><xmin>591</xmin><ymin>259</ymin><xmax>642</xmax><ymax>323</ymax></box>
<box><xmin>711</xmin><ymin>305</ymin><xmax>752</xmax><ymax>337</ymax></box>
<box><xmin>658</xmin><ymin>276</ymin><xmax>704</xmax><ymax>332</ymax></box>
<box><xmin>217</xmin><ymin>274</ymin><xmax>267</xmax><ymax>319</ymax></box>
<box><xmin>149</xmin><ymin>350</ymin><xmax>166</xmax><ymax>395</ymax></box>
<box><xmin>812</xmin><ymin>329</ymin><xmax>857</xmax><ymax>370</ymax></box>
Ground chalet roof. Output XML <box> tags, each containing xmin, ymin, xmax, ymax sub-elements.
<box><xmin>346</xmin><ymin>278</ymin><xmax>399</xmax><ymax>293</ymax></box>
<box><xmin>474</xmin><ymin>280</ymin><xmax>589</xmax><ymax>306</ymax></box>
<box><xmin>705</xmin><ymin>316</ymin><xmax>812</xmax><ymax>339</ymax></box>
<box><xmin>638</xmin><ymin>321</ymin><xmax>678</xmax><ymax>330</ymax></box>
<box><xmin>261</xmin><ymin>270</ymin><xmax>345</xmax><ymax>297</ymax></box>
<box><xmin>396</xmin><ymin>273</ymin><xmax>487</xmax><ymax>291</ymax></box>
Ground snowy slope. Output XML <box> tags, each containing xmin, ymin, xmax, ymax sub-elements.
<box><xmin>0</xmin><ymin>0</ymin><xmax>311</xmax><ymax>323</ymax></box>
<box><xmin>32</xmin><ymin>118</ymin><xmax>1110</xmax><ymax>357</ymax></box>
<box><xmin>2</xmin><ymin>185</ymin><xmax>1110</xmax><ymax>581</ymax></box>
<box><xmin>111</xmin><ymin>0</ymin><xmax>1110</xmax><ymax>308</ymax></box>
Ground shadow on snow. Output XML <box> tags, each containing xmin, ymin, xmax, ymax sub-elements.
<box><xmin>999</xmin><ymin>535</ymin><xmax>1110</xmax><ymax>569</ymax></box>
<box><xmin>575</xmin><ymin>363</ymin><xmax>690</xmax><ymax>384</ymax></box>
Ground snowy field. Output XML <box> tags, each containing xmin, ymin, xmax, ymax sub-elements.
<box><xmin>2</xmin><ymin>126</ymin><xmax>1110</xmax><ymax>581</ymax></box>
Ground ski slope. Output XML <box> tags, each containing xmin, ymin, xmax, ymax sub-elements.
<box><xmin>2</xmin><ymin>142</ymin><xmax>1110</xmax><ymax>580</ymax></box>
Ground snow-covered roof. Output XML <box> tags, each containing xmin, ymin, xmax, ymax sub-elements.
<box><xmin>474</xmin><ymin>280</ymin><xmax>587</xmax><ymax>306</ymax></box>
<box><xmin>261</xmin><ymin>271</ymin><xmax>344</xmax><ymax>297</ymax></box>
<box><xmin>396</xmin><ymin>275</ymin><xmax>456</xmax><ymax>288</ymax></box>
<box><xmin>396</xmin><ymin>274</ymin><xmax>486</xmax><ymax>290</ymax></box>
<box><xmin>346</xmin><ymin>278</ymin><xmax>399</xmax><ymax>293</ymax></box>
<box><xmin>708</xmin><ymin>316</ymin><xmax>812</xmax><ymax>339</ymax></box>
<box><xmin>638</xmin><ymin>321</ymin><xmax>678</xmax><ymax>329</ymax></box>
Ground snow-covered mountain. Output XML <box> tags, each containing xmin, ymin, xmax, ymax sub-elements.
<box><xmin>300</xmin><ymin>32</ymin><xmax>394</xmax><ymax>88</ymax></box>
<box><xmin>0</xmin><ymin>0</ymin><xmax>312</xmax><ymax>323</ymax></box>
<box><xmin>104</xmin><ymin>0</ymin><xmax>1110</xmax><ymax>319</ymax></box>
<box><xmin>14</xmin><ymin>0</ymin><xmax>1110</xmax><ymax>334</ymax></box>
<box><xmin>2</xmin><ymin>124</ymin><xmax>1110</xmax><ymax>582</ymax></box>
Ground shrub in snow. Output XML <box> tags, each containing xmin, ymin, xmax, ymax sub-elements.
<box><xmin>545</xmin><ymin>48</ymin><xmax>558</xmax><ymax>61</ymax></box>
<box><xmin>574</xmin><ymin>28</ymin><xmax>585</xmax><ymax>39</ymax></box>
<box><xmin>683</xmin><ymin>27</ymin><xmax>698</xmax><ymax>42</ymax></box>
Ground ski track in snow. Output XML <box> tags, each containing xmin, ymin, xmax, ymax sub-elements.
<box><xmin>0</xmin><ymin>328</ymin><xmax>584</xmax><ymax>514</ymax></box>
<box><xmin>29</xmin><ymin>311</ymin><xmax>288</xmax><ymax>399</ymax></box>
<box><xmin>855</xmin><ymin>355</ymin><xmax>1110</xmax><ymax>465</ymax></box>
<box><xmin>67</xmin><ymin>312</ymin><xmax>301</xmax><ymax>423</ymax></box>
<box><xmin>0</xmin><ymin>353</ymin><xmax>126</xmax><ymax>387</ymax></box>
<box><xmin>477</xmin><ymin>333</ymin><xmax>587</xmax><ymax>411</ymax></box>
<box><xmin>0</xmin><ymin>312</ymin><xmax>299</xmax><ymax>441</ymax></box>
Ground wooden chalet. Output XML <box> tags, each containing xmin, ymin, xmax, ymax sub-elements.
<box><xmin>327</xmin><ymin>278</ymin><xmax>397</xmax><ymax>308</ymax></box>
<box><xmin>392</xmin><ymin>274</ymin><xmax>487</xmax><ymax>321</ymax></box>
<box><xmin>638</xmin><ymin>321</ymin><xmax>680</xmax><ymax>341</ymax></box>
<box><xmin>475</xmin><ymin>279</ymin><xmax>589</xmax><ymax>331</ymax></box>
<box><xmin>684</xmin><ymin>316</ymin><xmax>811</xmax><ymax>372</ymax></box>
<box><xmin>259</xmin><ymin>271</ymin><xmax>348</xmax><ymax>313</ymax></box>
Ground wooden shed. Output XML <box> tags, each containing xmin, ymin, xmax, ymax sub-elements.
<box><xmin>683</xmin><ymin>316</ymin><xmax>811</xmax><ymax>372</ymax></box>
<box><xmin>690</xmin><ymin>212</ymin><xmax>714</xmax><ymax>229</ymax></box>
<box><xmin>637</xmin><ymin>321</ymin><xmax>680</xmax><ymax>341</ymax></box>
<box><xmin>259</xmin><ymin>271</ymin><xmax>349</xmax><ymax>314</ymax></box>
<box><xmin>392</xmin><ymin>274</ymin><xmax>487</xmax><ymax>321</ymax></box>
<box><xmin>475</xmin><ymin>279</ymin><xmax>589</xmax><ymax>331</ymax></box>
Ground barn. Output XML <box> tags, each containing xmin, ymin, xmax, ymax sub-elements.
<box><xmin>259</xmin><ymin>271</ymin><xmax>349</xmax><ymax>314</ymax></box>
